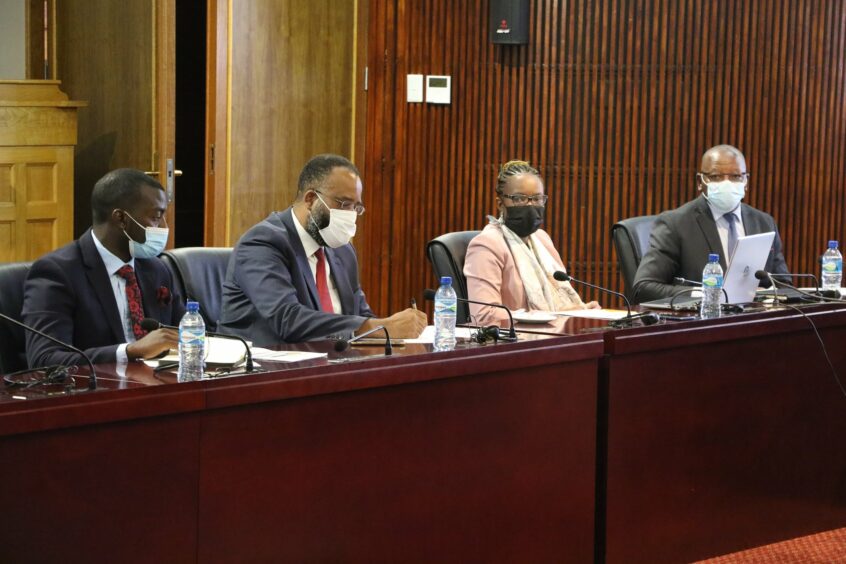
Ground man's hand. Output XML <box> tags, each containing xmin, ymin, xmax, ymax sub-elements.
<box><xmin>126</xmin><ymin>328</ymin><xmax>180</xmax><ymax>360</ymax></box>
<box><xmin>584</xmin><ymin>300</ymin><xmax>602</xmax><ymax>310</ymax></box>
<box><xmin>359</xmin><ymin>308</ymin><xmax>428</xmax><ymax>339</ymax></box>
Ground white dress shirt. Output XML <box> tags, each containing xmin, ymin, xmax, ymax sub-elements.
<box><xmin>707</xmin><ymin>203</ymin><xmax>746</xmax><ymax>263</ymax></box>
<box><xmin>91</xmin><ymin>231</ymin><xmax>135</xmax><ymax>363</ymax></box>
<box><xmin>292</xmin><ymin>214</ymin><xmax>342</xmax><ymax>314</ymax></box>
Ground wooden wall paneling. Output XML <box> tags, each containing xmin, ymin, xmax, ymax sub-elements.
<box><xmin>364</xmin><ymin>0</ymin><xmax>846</xmax><ymax>314</ymax></box>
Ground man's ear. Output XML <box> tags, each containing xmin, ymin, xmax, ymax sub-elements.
<box><xmin>111</xmin><ymin>208</ymin><xmax>127</xmax><ymax>229</ymax></box>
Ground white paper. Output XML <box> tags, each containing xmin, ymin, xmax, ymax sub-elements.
<box><xmin>556</xmin><ymin>308</ymin><xmax>631</xmax><ymax>320</ymax></box>
<box><xmin>144</xmin><ymin>336</ymin><xmax>248</xmax><ymax>367</ymax></box>
<box><xmin>404</xmin><ymin>325</ymin><xmax>475</xmax><ymax>344</ymax></box>
<box><xmin>250</xmin><ymin>348</ymin><xmax>327</xmax><ymax>363</ymax></box>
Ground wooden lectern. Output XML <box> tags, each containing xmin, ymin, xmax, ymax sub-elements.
<box><xmin>0</xmin><ymin>80</ymin><xmax>85</xmax><ymax>262</ymax></box>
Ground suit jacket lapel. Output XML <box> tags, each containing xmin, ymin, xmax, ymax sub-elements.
<box><xmin>79</xmin><ymin>230</ymin><xmax>126</xmax><ymax>342</ymax></box>
<box><xmin>693</xmin><ymin>197</ymin><xmax>727</xmax><ymax>271</ymax></box>
<box><xmin>278</xmin><ymin>209</ymin><xmax>321</xmax><ymax>309</ymax></box>
<box><xmin>740</xmin><ymin>205</ymin><xmax>763</xmax><ymax>235</ymax></box>
<box><xmin>325</xmin><ymin>248</ymin><xmax>355</xmax><ymax>315</ymax></box>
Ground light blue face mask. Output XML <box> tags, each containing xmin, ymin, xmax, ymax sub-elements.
<box><xmin>123</xmin><ymin>211</ymin><xmax>169</xmax><ymax>258</ymax></box>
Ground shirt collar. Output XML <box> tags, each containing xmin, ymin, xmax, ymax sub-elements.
<box><xmin>293</xmin><ymin>211</ymin><xmax>321</xmax><ymax>257</ymax></box>
<box><xmin>91</xmin><ymin>230</ymin><xmax>134</xmax><ymax>275</ymax></box>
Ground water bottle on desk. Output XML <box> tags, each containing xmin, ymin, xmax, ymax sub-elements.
<box><xmin>700</xmin><ymin>254</ymin><xmax>723</xmax><ymax>319</ymax></box>
<box><xmin>821</xmin><ymin>240</ymin><xmax>842</xmax><ymax>292</ymax></box>
<box><xmin>433</xmin><ymin>276</ymin><xmax>457</xmax><ymax>351</ymax></box>
<box><xmin>178</xmin><ymin>301</ymin><xmax>206</xmax><ymax>382</ymax></box>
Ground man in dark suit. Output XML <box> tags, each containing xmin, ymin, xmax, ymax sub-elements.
<box><xmin>22</xmin><ymin>169</ymin><xmax>183</xmax><ymax>368</ymax></box>
<box><xmin>633</xmin><ymin>145</ymin><xmax>789</xmax><ymax>303</ymax></box>
<box><xmin>219</xmin><ymin>154</ymin><xmax>426</xmax><ymax>345</ymax></box>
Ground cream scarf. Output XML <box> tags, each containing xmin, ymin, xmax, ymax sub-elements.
<box><xmin>497</xmin><ymin>219</ymin><xmax>584</xmax><ymax>311</ymax></box>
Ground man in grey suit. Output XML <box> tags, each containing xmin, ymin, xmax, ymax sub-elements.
<box><xmin>633</xmin><ymin>145</ymin><xmax>789</xmax><ymax>303</ymax></box>
<box><xmin>219</xmin><ymin>154</ymin><xmax>426</xmax><ymax>346</ymax></box>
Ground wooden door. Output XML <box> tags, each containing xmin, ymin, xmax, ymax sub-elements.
<box><xmin>55</xmin><ymin>0</ymin><xmax>176</xmax><ymax>243</ymax></box>
<box><xmin>205</xmin><ymin>0</ymin><xmax>367</xmax><ymax>247</ymax></box>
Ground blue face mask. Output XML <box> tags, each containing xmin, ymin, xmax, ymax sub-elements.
<box><xmin>122</xmin><ymin>212</ymin><xmax>169</xmax><ymax>258</ymax></box>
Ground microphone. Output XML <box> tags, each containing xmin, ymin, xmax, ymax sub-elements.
<box><xmin>754</xmin><ymin>271</ymin><xmax>842</xmax><ymax>303</ymax></box>
<box><xmin>422</xmin><ymin>289</ymin><xmax>517</xmax><ymax>340</ymax></box>
<box><xmin>768</xmin><ymin>272</ymin><xmax>822</xmax><ymax>293</ymax></box>
<box><xmin>141</xmin><ymin>318</ymin><xmax>256</xmax><ymax>372</ymax></box>
<box><xmin>672</xmin><ymin>276</ymin><xmax>730</xmax><ymax>302</ymax></box>
<box><xmin>333</xmin><ymin>324</ymin><xmax>392</xmax><ymax>356</ymax></box>
<box><xmin>0</xmin><ymin>312</ymin><xmax>97</xmax><ymax>390</ymax></box>
<box><xmin>552</xmin><ymin>271</ymin><xmax>659</xmax><ymax>327</ymax></box>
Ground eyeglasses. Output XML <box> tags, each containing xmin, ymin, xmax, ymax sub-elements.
<box><xmin>314</xmin><ymin>190</ymin><xmax>365</xmax><ymax>216</ymax></box>
<box><xmin>500</xmin><ymin>193</ymin><xmax>548</xmax><ymax>206</ymax></box>
<box><xmin>698</xmin><ymin>172</ymin><xmax>750</xmax><ymax>184</ymax></box>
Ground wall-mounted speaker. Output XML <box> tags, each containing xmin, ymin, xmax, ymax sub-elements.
<box><xmin>489</xmin><ymin>0</ymin><xmax>530</xmax><ymax>44</ymax></box>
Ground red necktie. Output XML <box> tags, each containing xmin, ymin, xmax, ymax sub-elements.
<box><xmin>117</xmin><ymin>265</ymin><xmax>148</xmax><ymax>340</ymax></box>
<box><xmin>314</xmin><ymin>248</ymin><xmax>334</xmax><ymax>313</ymax></box>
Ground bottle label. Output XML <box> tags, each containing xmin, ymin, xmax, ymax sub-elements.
<box><xmin>435</xmin><ymin>302</ymin><xmax>457</xmax><ymax>313</ymax></box>
<box><xmin>180</xmin><ymin>329</ymin><xmax>205</xmax><ymax>346</ymax></box>
<box><xmin>823</xmin><ymin>259</ymin><xmax>843</xmax><ymax>273</ymax></box>
<box><xmin>702</xmin><ymin>275</ymin><xmax>723</xmax><ymax>288</ymax></box>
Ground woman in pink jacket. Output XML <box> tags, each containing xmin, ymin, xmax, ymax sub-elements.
<box><xmin>463</xmin><ymin>160</ymin><xmax>600</xmax><ymax>325</ymax></box>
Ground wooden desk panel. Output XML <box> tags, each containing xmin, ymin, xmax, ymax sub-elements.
<box><xmin>0</xmin><ymin>414</ymin><xmax>201</xmax><ymax>563</ymax></box>
<box><xmin>603</xmin><ymin>305</ymin><xmax>846</xmax><ymax>563</ymax></box>
<box><xmin>198</xmin><ymin>357</ymin><xmax>598</xmax><ymax>563</ymax></box>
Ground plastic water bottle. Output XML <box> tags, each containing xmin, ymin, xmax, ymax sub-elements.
<box><xmin>821</xmin><ymin>240</ymin><xmax>843</xmax><ymax>291</ymax></box>
<box><xmin>700</xmin><ymin>253</ymin><xmax>723</xmax><ymax>319</ymax></box>
<box><xmin>433</xmin><ymin>276</ymin><xmax>457</xmax><ymax>351</ymax></box>
<box><xmin>178</xmin><ymin>301</ymin><xmax>206</xmax><ymax>382</ymax></box>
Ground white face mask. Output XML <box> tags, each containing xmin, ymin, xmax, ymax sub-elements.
<box><xmin>123</xmin><ymin>212</ymin><xmax>169</xmax><ymax>258</ymax></box>
<box><xmin>704</xmin><ymin>180</ymin><xmax>746</xmax><ymax>214</ymax></box>
<box><xmin>311</xmin><ymin>193</ymin><xmax>357</xmax><ymax>248</ymax></box>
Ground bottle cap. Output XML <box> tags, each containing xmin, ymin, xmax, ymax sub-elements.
<box><xmin>708</xmin><ymin>253</ymin><xmax>719</xmax><ymax>262</ymax></box>
<box><xmin>440</xmin><ymin>276</ymin><xmax>452</xmax><ymax>285</ymax></box>
<box><xmin>186</xmin><ymin>301</ymin><xmax>200</xmax><ymax>313</ymax></box>
<box><xmin>829</xmin><ymin>240</ymin><xmax>838</xmax><ymax>249</ymax></box>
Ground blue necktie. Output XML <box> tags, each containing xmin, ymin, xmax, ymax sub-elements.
<box><xmin>723</xmin><ymin>212</ymin><xmax>738</xmax><ymax>261</ymax></box>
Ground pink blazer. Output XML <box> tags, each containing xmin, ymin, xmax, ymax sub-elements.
<box><xmin>463</xmin><ymin>223</ymin><xmax>570</xmax><ymax>325</ymax></box>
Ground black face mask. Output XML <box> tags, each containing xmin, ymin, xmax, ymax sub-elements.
<box><xmin>503</xmin><ymin>205</ymin><xmax>545</xmax><ymax>238</ymax></box>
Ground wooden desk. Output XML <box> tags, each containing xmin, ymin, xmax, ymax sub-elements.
<box><xmin>601</xmin><ymin>304</ymin><xmax>846</xmax><ymax>563</ymax></box>
<box><xmin>0</xmin><ymin>335</ymin><xmax>602</xmax><ymax>563</ymax></box>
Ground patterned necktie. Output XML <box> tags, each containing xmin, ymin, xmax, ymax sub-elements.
<box><xmin>117</xmin><ymin>265</ymin><xmax>147</xmax><ymax>340</ymax></box>
<box><xmin>314</xmin><ymin>248</ymin><xmax>334</xmax><ymax>313</ymax></box>
<box><xmin>723</xmin><ymin>212</ymin><xmax>739</xmax><ymax>262</ymax></box>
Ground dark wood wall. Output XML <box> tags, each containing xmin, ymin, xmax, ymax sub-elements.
<box><xmin>359</xmin><ymin>0</ymin><xmax>846</xmax><ymax>313</ymax></box>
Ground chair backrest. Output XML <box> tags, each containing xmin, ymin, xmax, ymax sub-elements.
<box><xmin>0</xmin><ymin>262</ymin><xmax>32</xmax><ymax>374</ymax></box>
<box><xmin>425</xmin><ymin>231</ymin><xmax>480</xmax><ymax>324</ymax></box>
<box><xmin>611</xmin><ymin>215</ymin><xmax>657</xmax><ymax>301</ymax></box>
<box><xmin>160</xmin><ymin>248</ymin><xmax>232</xmax><ymax>331</ymax></box>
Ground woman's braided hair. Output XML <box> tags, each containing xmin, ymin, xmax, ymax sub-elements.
<box><xmin>495</xmin><ymin>160</ymin><xmax>540</xmax><ymax>195</ymax></box>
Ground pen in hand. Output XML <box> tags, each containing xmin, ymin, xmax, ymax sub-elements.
<box><xmin>410</xmin><ymin>298</ymin><xmax>417</xmax><ymax>310</ymax></box>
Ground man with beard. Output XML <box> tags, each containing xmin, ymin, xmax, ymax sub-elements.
<box><xmin>219</xmin><ymin>154</ymin><xmax>426</xmax><ymax>345</ymax></box>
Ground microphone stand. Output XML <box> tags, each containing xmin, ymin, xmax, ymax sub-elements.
<box><xmin>0</xmin><ymin>312</ymin><xmax>97</xmax><ymax>390</ymax></box>
<box><xmin>553</xmin><ymin>271</ymin><xmax>659</xmax><ymax>328</ymax></box>
<box><xmin>141</xmin><ymin>318</ymin><xmax>256</xmax><ymax>373</ymax></box>
<box><xmin>422</xmin><ymin>290</ymin><xmax>517</xmax><ymax>341</ymax></box>
<box><xmin>336</xmin><ymin>325</ymin><xmax>393</xmax><ymax>356</ymax></box>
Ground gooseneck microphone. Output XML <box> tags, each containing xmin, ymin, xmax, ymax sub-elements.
<box><xmin>553</xmin><ymin>271</ymin><xmax>659</xmax><ymax>327</ymax></box>
<box><xmin>422</xmin><ymin>289</ymin><xmax>517</xmax><ymax>340</ymax></box>
<box><xmin>141</xmin><ymin>318</ymin><xmax>256</xmax><ymax>372</ymax></box>
<box><xmin>672</xmin><ymin>276</ymin><xmax>730</xmax><ymax>303</ymax></box>
<box><xmin>754</xmin><ymin>271</ymin><xmax>843</xmax><ymax>303</ymax></box>
<box><xmin>768</xmin><ymin>272</ymin><xmax>822</xmax><ymax>294</ymax></box>
<box><xmin>0</xmin><ymin>312</ymin><xmax>97</xmax><ymax>390</ymax></box>
<box><xmin>334</xmin><ymin>324</ymin><xmax>392</xmax><ymax>356</ymax></box>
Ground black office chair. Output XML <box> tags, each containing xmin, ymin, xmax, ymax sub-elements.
<box><xmin>426</xmin><ymin>231</ymin><xmax>480</xmax><ymax>324</ymax></box>
<box><xmin>0</xmin><ymin>262</ymin><xmax>32</xmax><ymax>374</ymax></box>
<box><xmin>611</xmin><ymin>215</ymin><xmax>657</xmax><ymax>301</ymax></box>
<box><xmin>160</xmin><ymin>248</ymin><xmax>233</xmax><ymax>331</ymax></box>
